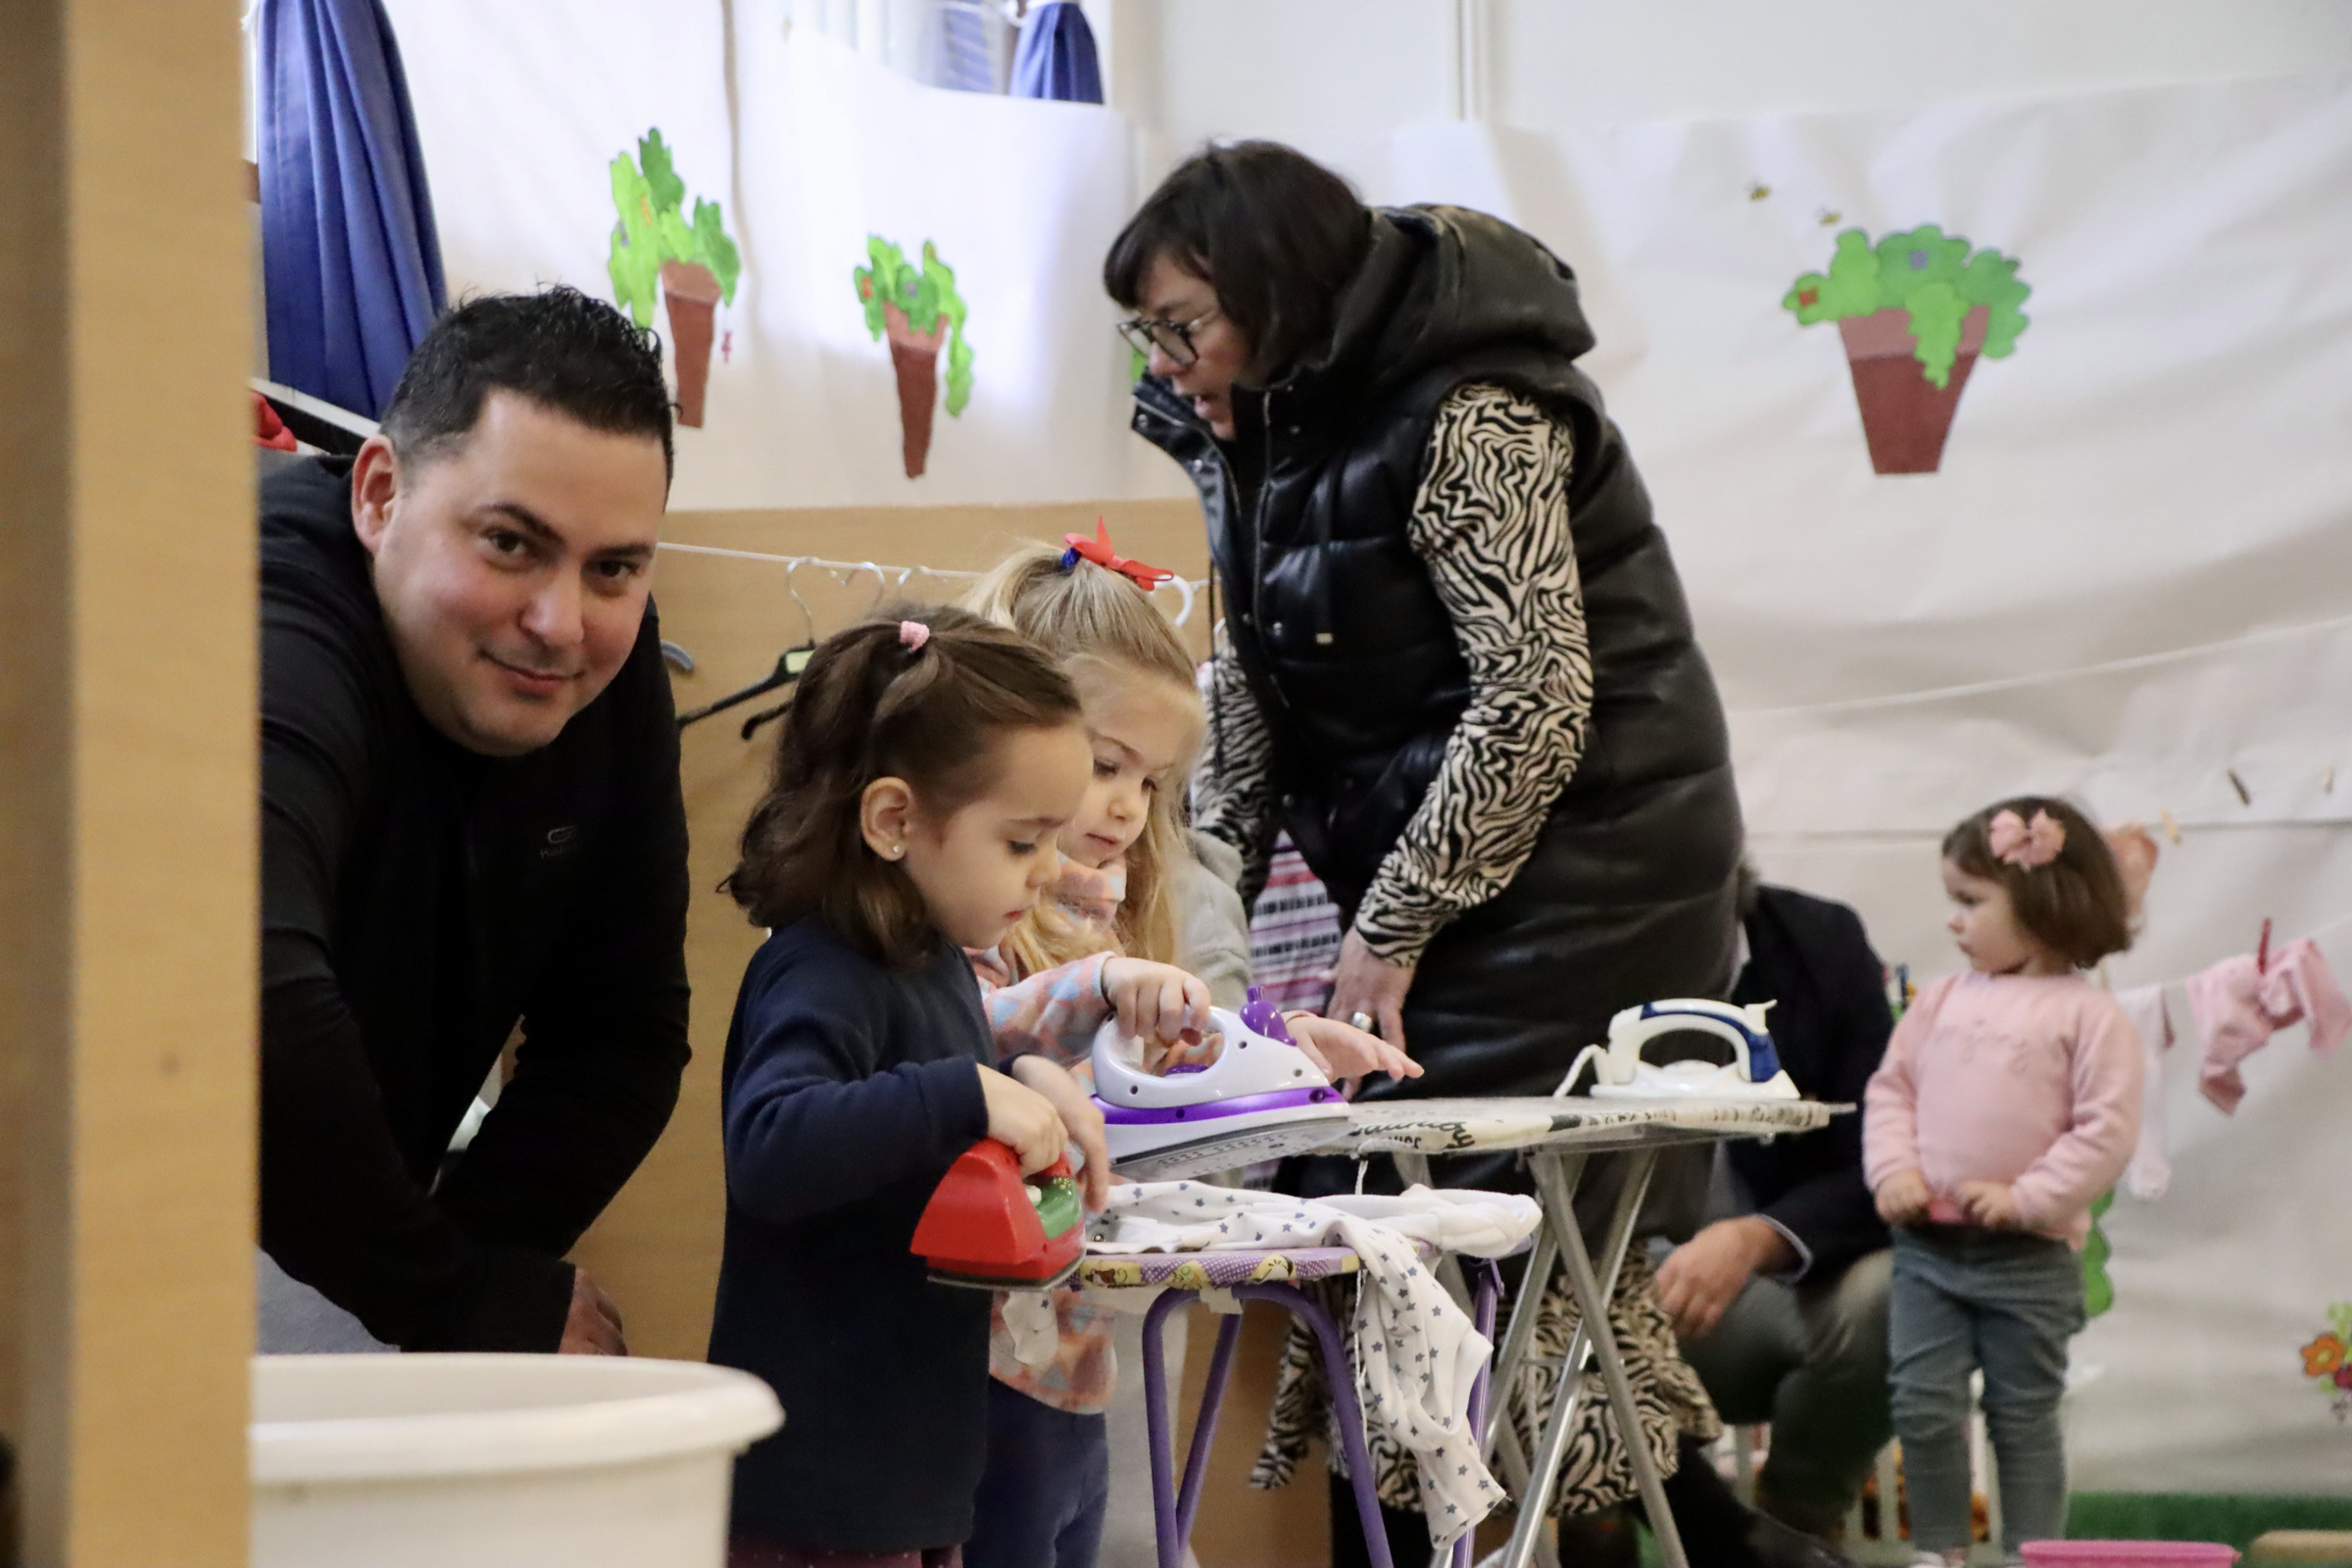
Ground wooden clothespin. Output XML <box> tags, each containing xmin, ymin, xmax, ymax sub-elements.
<box><xmin>2228</xmin><ymin>769</ymin><xmax>2253</xmax><ymax>807</ymax></box>
<box><xmin>2258</xmin><ymin>916</ymin><xmax>2274</xmax><ymax>975</ymax></box>
<box><xmin>2159</xmin><ymin>808</ymin><xmax>2182</xmax><ymax>845</ymax></box>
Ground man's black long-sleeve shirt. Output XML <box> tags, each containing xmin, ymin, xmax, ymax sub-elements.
<box><xmin>259</xmin><ymin>457</ymin><xmax>690</xmax><ymax>1350</ymax></box>
<box><xmin>1728</xmin><ymin>884</ymin><xmax>1895</xmax><ymax>1281</ymax></box>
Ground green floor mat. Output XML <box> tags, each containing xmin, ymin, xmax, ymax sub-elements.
<box><xmin>2064</xmin><ymin>1494</ymin><xmax>2352</xmax><ymax>1555</ymax></box>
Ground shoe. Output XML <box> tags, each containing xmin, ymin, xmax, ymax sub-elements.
<box><xmin>1752</xmin><ymin>1479</ymin><xmax>1850</xmax><ymax>1547</ymax></box>
<box><xmin>1744</xmin><ymin>1509</ymin><xmax>1862</xmax><ymax>1568</ymax></box>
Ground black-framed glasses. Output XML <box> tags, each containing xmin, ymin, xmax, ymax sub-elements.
<box><xmin>1116</xmin><ymin>307</ymin><xmax>1219</xmax><ymax>368</ymax></box>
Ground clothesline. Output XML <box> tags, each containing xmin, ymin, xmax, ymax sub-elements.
<box><xmin>1727</xmin><ymin>609</ymin><xmax>2352</xmax><ymax>721</ymax></box>
<box><xmin>657</xmin><ymin>539</ymin><xmax>1204</xmax><ymax>626</ymax></box>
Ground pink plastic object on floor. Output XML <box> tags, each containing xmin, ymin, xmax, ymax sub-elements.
<box><xmin>2019</xmin><ymin>1543</ymin><xmax>2240</xmax><ymax>1567</ymax></box>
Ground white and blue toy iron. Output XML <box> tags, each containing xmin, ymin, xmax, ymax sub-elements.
<box><xmin>1092</xmin><ymin>987</ymin><xmax>1353</xmax><ymax>1179</ymax></box>
<box><xmin>1558</xmin><ymin>999</ymin><xmax>1800</xmax><ymax>1102</ymax></box>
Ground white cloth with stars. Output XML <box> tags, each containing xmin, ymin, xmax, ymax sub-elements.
<box><xmin>1088</xmin><ymin>1181</ymin><xmax>1541</xmax><ymax>1546</ymax></box>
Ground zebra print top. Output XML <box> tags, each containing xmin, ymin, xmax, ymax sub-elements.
<box><xmin>1196</xmin><ymin>383</ymin><xmax>1596</xmax><ymax>965</ymax></box>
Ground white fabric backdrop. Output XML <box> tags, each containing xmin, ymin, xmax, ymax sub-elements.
<box><xmin>382</xmin><ymin>14</ymin><xmax>2351</xmax><ymax>1486</ymax></box>
<box><xmin>388</xmin><ymin>0</ymin><xmax>1151</xmax><ymax>507</ymax></box>
<box><xmin>1307</xmin><ymin>73</ymin><xmax>2352</xmax><ymax>1495</ymax></box>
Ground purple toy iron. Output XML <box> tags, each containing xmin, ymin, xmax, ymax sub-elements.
<box><xmin>1091</xmin><ymin>987</ymin><xmax>1353</xmax><ymax>1180</ymax></box>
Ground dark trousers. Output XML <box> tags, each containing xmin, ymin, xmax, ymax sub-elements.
<box><xmin>965</xmin><ymin>1378</ymin><xmax>1109</xmax><ymax>1568</ymax></box>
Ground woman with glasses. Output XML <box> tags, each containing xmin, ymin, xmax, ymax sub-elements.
<box><xmin>1105</xmin><ymin>145</ymin><xmax>1842</xmax><ymax>1568</ymax></box>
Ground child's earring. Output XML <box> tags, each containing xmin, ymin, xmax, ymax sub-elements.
<box><xmin>889</xmin><ymin>843</ymin><xmax>906</xmax><ymax>859</ymax></box>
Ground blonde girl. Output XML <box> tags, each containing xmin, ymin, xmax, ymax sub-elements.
<box><xmin>957</xmin><ymin>531</ymin><xmax>1414</xmax><ymax>1568</ymax></box>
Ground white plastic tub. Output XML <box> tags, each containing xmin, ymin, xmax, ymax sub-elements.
<box><xmin>251</xmin><ymin>1353</ymin><xmax>782</xmax><ymax>1568</ymax></box>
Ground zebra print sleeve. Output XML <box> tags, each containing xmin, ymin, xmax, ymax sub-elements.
<box><xmin>1354</xmin><ymin>383</ymin><xmax>1594</xmax><ymax>965</ymax></box>
<box><xmin>1191</xmin><ymin>617</ymin><xmax>1279</xmax><ymax>906</ymax></box>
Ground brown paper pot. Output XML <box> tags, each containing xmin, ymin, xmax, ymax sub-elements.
<box><xmin>883</xmin><ymin>304</ymin><xmax>948</xmax><ymax>478</ymax></box>
<box><xmin>662</xmin><ymin>260</ymin><xmax>722</xmax><ymax>428</ymax></box>
<box><xmin>1838</xmin><ymin>304</ymin><xmax>1989</xmax><ymax>474</ymax></box>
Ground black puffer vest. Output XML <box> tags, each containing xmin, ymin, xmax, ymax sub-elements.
<box><xmin>1137</xmin><ymin>206</ymin><xmax>1743</xmax><ymax>1107</ymax></box>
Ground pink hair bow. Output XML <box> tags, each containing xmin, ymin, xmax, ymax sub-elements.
<box><xmin>899</xmin><ymin>619</ymin><xmax>931</xmax><ymax>652</ymax></box>
<box><xmin>1988</xmin><ymin>808</ymin><xmax>2065</xmax><ymax>869</ymax></box>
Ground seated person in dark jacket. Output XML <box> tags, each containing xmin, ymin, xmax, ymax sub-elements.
<box><xmin>1655</xmin><ymin>875</ymin><xmax>1895</xmax><ymax>1540</ymax></box>
<box><xmin>259</xmin><ymin>288</ymin><xmax>689</xmax><ymax>1352</ymax></box>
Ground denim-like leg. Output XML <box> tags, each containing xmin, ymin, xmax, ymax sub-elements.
<box><xmin>1968</xmin><ymin>1241</ymin><xmax>2083</xmax><ymax>1554</ymax></box>
<box><xmin>1886</xmin><ymin>1234</ymin><xmax>1981</xmax><ymax>1555</ymax></box>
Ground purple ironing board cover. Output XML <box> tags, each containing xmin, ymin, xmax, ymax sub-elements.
<box><xmin>1077</xmin><ymin>1241</ymin><xmax>1436</xmax><ymax>1291</ymax></box>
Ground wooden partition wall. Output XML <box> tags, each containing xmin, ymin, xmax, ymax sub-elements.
<box><xmin>0</xmin><ymin>2</ymin><xmax>255</xmax><ymax>1564</ymax></box>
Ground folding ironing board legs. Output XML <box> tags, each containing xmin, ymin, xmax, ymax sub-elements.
<box><xmin>1498</xmin><ymin>1147</ymin><xmax>1687</xmax><ymax>1568</ymax></box>
<box><xmin>1140</xmin><ymin>1282</ymin><xmax>1401</xmax><ymax>1568</ymax></box>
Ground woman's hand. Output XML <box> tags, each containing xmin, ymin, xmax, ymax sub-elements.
<box><xmin>1004</xmin><ymin>1056</ymin><xmax>1111</xmax><ymax>1210</ymax></box>
<box><xmin>1285</xmin><ymin>1012</ymin><xmax>1422</xmax><ymax>1099</ymax></box>
<box><xmin>1102</xmin><ymin>957</ymin><xmax>1211</xmax><ymax>1052</ymax></box>
<box><xmin>1327</xmin><ymin>929</ymin><xmax>1415</xmax><ymax>1053</ymax></box>
<box><xmin>1956</xmin><ymin>1180</ymin><xmax>2022</xmax><ymax>1231</ymax></box>
<box><xmin>1874</xmin><ymin>1168</ymin><xmax>1934</xmax><ymax>1227</ymax></box>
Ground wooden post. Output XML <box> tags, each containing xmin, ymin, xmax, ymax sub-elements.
<box><xmin>0</xmin><ymin>0</ymin><xmax>256</xmax><ymax>1564</ymax></box>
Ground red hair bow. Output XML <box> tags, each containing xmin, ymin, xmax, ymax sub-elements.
<box><xmin>1061</xmin><ymin>519</ymin><xmax>1175</xmax><ymax>593</ymax></box>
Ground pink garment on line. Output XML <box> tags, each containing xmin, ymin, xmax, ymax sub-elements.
<box><xmin>1863</xmin><ymin>970</ymin><xmax>2143</xmax><ymax>1247</ymax></box>
<box><xmin>2186</xmin><ymin>937</ymin><xmax>2351</xmax><ymax>1114</ymax></box>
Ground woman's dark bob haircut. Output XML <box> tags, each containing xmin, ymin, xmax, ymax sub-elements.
<box><xmin>1103</xmin><ymin>140</ymin><xmax>1372</xmax><ymax>384</ymax></box>
<box><xmin>1943</xmin><ymin>796</ymin><xmax>2132</xmax><ymax>970</ymax></box>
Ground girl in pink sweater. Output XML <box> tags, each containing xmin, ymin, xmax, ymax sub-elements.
<box><xmin>1863</xmin><ymin>797</ymin><xmax>2141</xmax><ymax>1566</ymax></box>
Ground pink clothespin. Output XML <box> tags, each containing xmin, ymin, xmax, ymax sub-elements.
<box><xmin>2257</xmin><ymin>917</ymin><xmax>2274</xmax><ymax>975</ymax></box>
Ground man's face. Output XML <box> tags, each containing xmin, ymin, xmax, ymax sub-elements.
<box><xmin>351</xmin><ymin>391</ymin><xmax>669</xmax><ymax>757</ymax></box>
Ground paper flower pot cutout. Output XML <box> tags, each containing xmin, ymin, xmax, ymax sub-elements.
<box><xmin>1785</xmin><ymin>224</ymin><xmax>2030</xmax><ymax>474</ymax></box>
<box><xmin>607</xmin><ymin>129</ymin><xmax>741</xmax><ymax>429</ymax></box>
<box><xmin>855</xmin><ymin>237</ymin><xmax>974</xmax><ymax>478</ymax></box>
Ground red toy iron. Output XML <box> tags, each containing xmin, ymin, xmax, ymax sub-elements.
<box><xmin>909</xmin><ymin>1139</ymin><xmax>1085</xmax><ymax>1291</ymax></box>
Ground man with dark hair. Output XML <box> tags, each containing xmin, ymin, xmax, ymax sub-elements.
<box><xmin>259</xmin><ymin>286</ymin><xmax>689</xmax><ymax>1351</ymax></box>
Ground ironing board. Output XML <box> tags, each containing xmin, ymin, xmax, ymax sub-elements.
<box><xmin>1080</xmin><ymin>1242</ymin><xmax>1500</xmax><ymax>1568</ymax></box>
<box><xmin>1329</xmin><ymin>1096</ymin><xmax>1843</xmax><ymax>1568</ymax></box>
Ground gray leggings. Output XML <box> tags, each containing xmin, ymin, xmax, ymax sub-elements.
<box><xmin>1887</xmin><ymin>1226</ymin><xmax>2084</xmax><ymax>1556</ymax></box>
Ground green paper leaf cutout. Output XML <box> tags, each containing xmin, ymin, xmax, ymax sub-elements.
<box><xmin>694</xmin><ymin>199</ymin><xmax>742</xmax><ymax>305</ymax></box>
<box><xmin>1905</xmin><ymin>280</ymin><xmax>1969</xmax><ymax>389</ymax></box>
<box><xmin>2082</xmin><ymin>1190</ymin><xmax>2116</xmax><ymax>1319</ymax></box>
<box><xmin>1958</xmin><ymin>249</ymin><xmax>2032</xmax><ymax>360</ymax></box>
<box><xmin>603</xmin><ymin>127</ymin><xmax>743</xmax><ymax>326</ymax></box>
<box><xmin>853</xmin><ymin>234</ymin><xmax>976</xmax><ymax>417</ymax></box>
<box><xmin>1783</xmin><ymin>222</ymin><xmax>2031</xmax><ymax>376</ymax></box>
<box><xmin>639</xmin><ymin>128</ymin><xmax>685</xmax><ymax>218</ymax></box>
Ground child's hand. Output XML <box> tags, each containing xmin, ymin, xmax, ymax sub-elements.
<box><xmin>1286</xmin><ymin>1012</ymin><xmax>1423</xmax><ymax>1099</ymax></box>
<box><xmin>1875</xmin><ymin>1169</ymin><xmax>1933</xmax><ymax>1227</ymax></box>
<box><xmin>978</xmin><ymin>1064</ymin><xmax>1068</xmax><ymax>1180</ymax></box>
<box><xmin>1007</xmin><ymin>1055</ymin><xmax>1112</xmax><ymax>1210</ymax></box>
<box><xmin>1102</xmin><ymin>958</ymin><xmax>1210</xmax><ymax>1054</ymax></box>
<box><xmin>1956</xmin><ymin>1180</ymin><xmax>2022</xmax><ymax>1230</ymax></box>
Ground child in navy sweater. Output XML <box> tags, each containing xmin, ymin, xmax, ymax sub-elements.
<box><xmin>710</xmin><ymin>608</ymin><xmax>1191</xmax><ymax>1567</ymax></box>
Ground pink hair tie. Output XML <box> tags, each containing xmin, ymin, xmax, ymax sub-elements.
<box><xmin>1988</xmin><ymin>808</ymin><xmax>2065</xmax><ymax>869</ymax></box>
<box><xmin>899</xmin><ymin>619</ymin><xmax>931</xmax><ymax>652</ymax></box>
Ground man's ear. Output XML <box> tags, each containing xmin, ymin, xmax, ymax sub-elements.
<box><xmin>858</xmin><ymin>777</ymin><xmax>916</xmax><ymax>862</ymax></box>
<box><xmin>349</xmin><ymin>433</ymin><xmax>402</xmax><ymax>558</ymax></box>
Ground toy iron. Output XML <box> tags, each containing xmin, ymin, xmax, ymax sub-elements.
<box><xmin>1093</xmin><ymin>987</ymin><xmax>1352</xmax><ymax>1180</ymax></box>
<box><xmin>1559</xmin><ymin>999</ymin><xmax>1800</xmax><ymax>1102</ymax></box>
<box><xmin>909</xmin><ymin>1139</ymin><xmax>1085</xmax><ymax>1290</ymax></box>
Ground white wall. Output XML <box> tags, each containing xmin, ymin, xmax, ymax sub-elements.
<box><xmin>1103</xmin><ymin>0</ymin><xmax>2352</xmax><ymax>169</ymax></box>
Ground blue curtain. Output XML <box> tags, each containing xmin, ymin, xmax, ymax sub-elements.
<box><xmin>259</xmin><ymin>0</ymin><xmax>446</xmax><ymax>420</ymax></box>
<box><xmin>1010</xmin><ymin>1</ymin><xmax>1103</xmax><ymax>105</ymax></box>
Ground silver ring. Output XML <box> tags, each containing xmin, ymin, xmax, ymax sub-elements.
<box><xmin>1348</xmin><ymin>1011</ymin><xmax>1375</xmax><ymax>1032</ymax></box>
